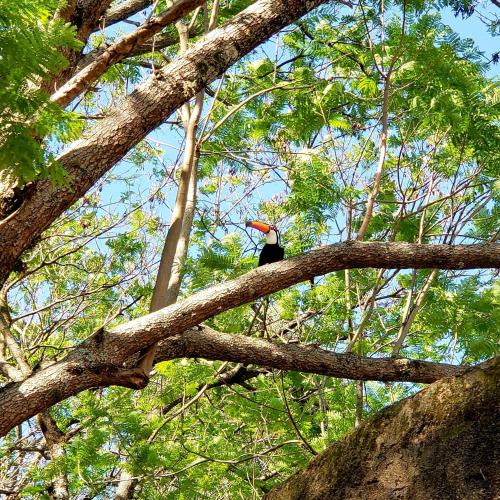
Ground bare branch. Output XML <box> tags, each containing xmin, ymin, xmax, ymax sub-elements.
<box><xmin>155</xmin><ymin>326</ymin><xmax>469</xmax><ymax>384</ymax></box>
<box><xmin>51</xmin><ymin>0</ymin><xmax>205</xmax><ymax>107</ymax></box>
<box><xmin>101</xmin><ymin>0</ymin><xmax>153</xmax><ymax>29</ymax></box>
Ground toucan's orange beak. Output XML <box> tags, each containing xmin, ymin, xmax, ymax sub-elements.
<box><xmin>246</xmin><ymin>221</ymin><xmax>271</xmax><ymax>233</ymax></box>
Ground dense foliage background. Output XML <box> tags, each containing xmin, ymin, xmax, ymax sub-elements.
<box><xmin>0</xmin><ymin>0</ymin><xmax>498</xmax><ymax>497</ymax></box>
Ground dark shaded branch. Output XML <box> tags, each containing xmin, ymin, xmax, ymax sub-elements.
<box><xmin>155</xmin><ymin>326</ymin><xmax>469</xmax><ymax>384</ymax></box>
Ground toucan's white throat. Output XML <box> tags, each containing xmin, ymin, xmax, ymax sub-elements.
<box><xmin>266</xmin><ymin>229</ymin><xmax>278</xmax><ymax>245</ymax></box>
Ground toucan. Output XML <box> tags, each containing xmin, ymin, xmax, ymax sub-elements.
<box><xmin>246</xmin><ymin>221</ymin><xmax>285</xmax><ymax>266</ymax></box>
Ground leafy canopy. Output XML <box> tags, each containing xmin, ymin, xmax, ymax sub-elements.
<box><xmin>0</xmin><ymin>0</ymin><xmax>81</xmax><ymax>184</ymax></box>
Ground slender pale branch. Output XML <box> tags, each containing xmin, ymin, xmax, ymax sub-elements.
<box><xmin>392</xmin><ymin>269</ymin><xmax>438</xmax><ymax>356</ymax></box>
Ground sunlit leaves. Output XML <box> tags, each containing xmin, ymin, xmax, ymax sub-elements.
<box><xmin>0</xmin><ymin>0</ymin><xmax>82</xmax><ymax>184</ymax></box>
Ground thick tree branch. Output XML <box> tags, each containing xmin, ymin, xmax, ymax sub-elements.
<box><xmin>41</xmin><ymin>0</ymin><xmax>114</xmax><ymax>95</ymax></box>
<box><xmin>73</xmin><ymin>0</ymin><xmax>115</xmax><ymax>43</ymax></box>
<box><xmin>101</xmin><ymin>0</ymin><xmax>153</xmax><ymax>29</ymax></box>
<box><xmin>0</xmin><ymin>241</ymin><xmax>496</xmax><ymax>436</ymax></box>
<box><xmin>104</xmin><ymin>242</ymin><xmax>499</xmax><ymax>362</ymax></box>
<box><xmin>51</xmin><ymin>0</ymin><xmax>205</xmax><ymax>107</ymax></box>
<box><xmin>155</xmin><ymin>326</ymin><xmax>468</xmax><ymax>384</ymax></box>
<box><xmin>0</xmin><ymin>0</ymin><xmax>351</xmax><ymax>286</ymax></box>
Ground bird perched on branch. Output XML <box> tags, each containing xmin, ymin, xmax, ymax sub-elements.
<box><xmin>246</xmin><ymin>221</ymin><xmax>284</xmax><ymax>266</ymax></box>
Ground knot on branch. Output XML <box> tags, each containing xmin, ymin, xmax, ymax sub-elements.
<box><xmin>393</xmin><ymin>357</ymin><xmax>412</xmax><ymax>373</ymax></box>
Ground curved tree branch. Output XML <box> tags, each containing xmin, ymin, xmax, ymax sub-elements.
<box><xmin>154</xmin><ymin>326</ymin><xmax>467</xmax><ymax>384</ymax></box>
<box><xmin>0</xmin><ymin>241</ymin><xmax>497</xmax><ymax>436</ymax></box>
<box><xmin>75</xmin><ymin>30</ymin><xmax>180</xmax><ymax>73</ymax></box>
<box><xmin>101</xmin><ymin>0</ymin><xmax>153</xmax><ymax>29</ymax></box>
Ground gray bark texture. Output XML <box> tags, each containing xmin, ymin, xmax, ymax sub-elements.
<box><xmin>100</xmin><ymin>0</ymin><xmax>152</xmax><ymax>28</ymax></box>
<box><xmin>265</xmin><ymin>356</ymin><xmax>500</xmax><ymax>500</ymax></box>
<box><xmin>0</xmin><ymin>241</ymin><xmax>497</xmax><ymax>437</ymax></box>
<box><xmin>156</xmin><ymin>326</ymin><xmax>468</xmax><ymax>384</ymax></box>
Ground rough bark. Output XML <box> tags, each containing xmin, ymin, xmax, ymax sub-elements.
<box><xmin>0</xmin><ymin>241</ymin><xmax>497</xmax><ymax>436</ymax></box>
<box><xmin>51</xmin><ymin>0</ymin><xmax>205</xmax><ymax>107</ymax></box>
<box><xmin>265</xmin><ymin>356</ymin><xmax>500</xmax><ymax>500</ymax></box>
<box><xmin>41</xmin><ymin>0</ymin><xmax>114</xmax><ymax>95</ymax></box>
<box><xmin>155</xmin><ymin>326</ymin><xmax>468</xmax><ymax>384</ymax></box>
<box><xmin>0</xmin><ymin>0</ymin><xmax>348</xmax><ymax>286</ymax></box>
<box><xmin>101</xmin><ymin>0</ymin><xmax>153</xmax><ymax>29</ymax></box>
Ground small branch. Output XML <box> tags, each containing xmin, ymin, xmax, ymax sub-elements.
<box><xmin>280</xmin><ymin>372</ymin><xmax>317</xmax><ymax>455</ymax></box>
<box><xmin>391</xmin><ymin>269</ymin><xmax>438</xmax><ymax>356</ymax></box>
<box><xmin>201</xmin><ymin>82</ymin><xmax>301</xmax><ymax>143</ymax></box>
<box><xmin>356</xmin><ymin>6</ymin><xmax>407</xmax><ymax>240</ymax></box>
<box><xmin>51</xmin><ymin>0</ymin><xmax>205</xmax><ymax>107</ymax></box>
<box><xmin>0</xmin><ymin>292</ymin><xmax>32</xmax><ymax>379</ymax></box>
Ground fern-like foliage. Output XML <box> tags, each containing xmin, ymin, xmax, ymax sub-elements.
<box><xmin>0</xmin><ymin>0</ymin><xmax>82</xmax><ymax>184</ymax></box>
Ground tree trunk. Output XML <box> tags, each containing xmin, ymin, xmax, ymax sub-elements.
<box><xmin>265</xmin><ymin>357</ymin><xmax>499</xmax><ymax>500</ymax></box>
<box><xmin>149</xmin><ymin>93</ymin><xmax>203</xmax><ymax>313</ymax></box>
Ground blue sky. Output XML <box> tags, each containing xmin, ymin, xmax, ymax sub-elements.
<box><xmin>441</xmin><ymin>6</ymin><xmax>499</xmax><ymax>76</ymax></box>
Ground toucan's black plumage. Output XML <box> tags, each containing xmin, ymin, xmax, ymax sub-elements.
<box><xmin>246</xmin><ymin>221</ymin><xmax>285</xmax><ymax>266</ymax></box>
<box><xmin>258</xmin><ymin>241</ymin><xmax>285</xmax><ymax>266</ymax></box>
